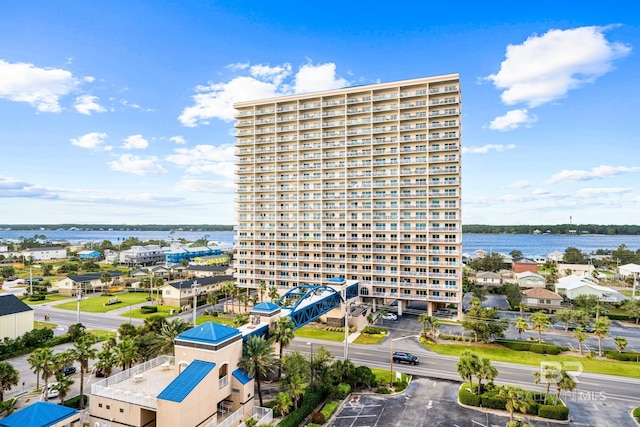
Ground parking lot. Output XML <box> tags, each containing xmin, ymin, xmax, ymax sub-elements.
<box><xmin>329</xmin><ymin>377</ymin><xmax>636</xmax><ymax>427</ymax></box>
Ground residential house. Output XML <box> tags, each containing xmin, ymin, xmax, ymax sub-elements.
<box><xmin>0</xmin><ymin>294</ymin><xmax>34</xmax><ymax>340</ymax></box>
<box><xmin>557</xmin><ymin>263</ymin><xmax>595</xmax><ymax>277</ymax></box>
<box><xmin>522</xmin><ymin>288</ymin><xmax>563</xmax><ymax>310</ymax></box>
<box><xmin>474</xmin><ymin>271</ymin><xmax>502</xmax><ymax>287</ymax></box>
<box><xmin>88</xmin><ymin>321</ymin><xmax>272</xmax><ymax>427</ymax></box>
<box><xmin>548</xmin><ymin>251</ymin><xmax>564</xmax><ymax>263</ymax></box>
<box><xmin>165</xmin><ymin>245</ymin><xmax>223</xmax><ymax>264</ymax></box>
<box><xmin>185</xmin><ymin>265</ymin><xmax>232</xmax><ymax>279</ymax></box>
<box><xmin>512</xmin><ymin>257</ymin><xmax>538</xmax><ymax>274</ymax></box>
<box><xmin>160</xmin><ymin>275</ymin><xmax>234</xmax><ymax>308</ymax></box>
<box><xmin>78</xmin><ymin>250</ymin><xmax>101</xmax><ymax>259</ymax></box>
<box><xmin>515</xmin><ymin>271</ymin><xmax>546</xmax><ymax>289</ymax></box>
<box><xmin>0</xmin><ymin>401</ymin><xmax>79</xmax><ymax>427</ymax></box>
<box><xmin>531</xmin><ymin>255</ymin><xmax>548</xmax><ymax>265</ymax></box>
<box><xmin>57</xmin><ymin>271</ymin><xmax>125</xmax><ymax>296</ymax></box>
<box><xmin>619</xmin><ymin>263</ymin><xmax>640</xmax><ymax>279</ymax></box>
<box><xmin>555</xmin><ymin>275</ymin><xmax>627</xmax><ymax>303</ymax></box>
<box><xmin>21</xmin><ymin>246</ymin><xmax>67</xmax><ymax>261</ymax></box>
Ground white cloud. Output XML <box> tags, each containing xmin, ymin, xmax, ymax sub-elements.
<box><xmin>70</xmin><ymin>132</ymin><xmax>109</xmax><ymax>149</ymax></box>
<box><xmin>488</xmin><ymin>109</ymin><xmax>537</xmax><ymax>131</ymax></box>
<box><xmin>0</xmin><ymin>59</ymin><xmax>80</xmax><ymax>112</ymax></box>
<box><xmin>165</xmin><ymin>144</ymin><xmax>236</xmax><ymax>178</ymax></box>
<box><xmin>120</xmin><ymin>99</ymin><xmax>153</xmax><ymax>112</ymax></box>
<box><xmin>293</xmin><ymin>62</ymin><xmax>348</xmax><ymax>94</ymax></box>
<box><xmin>509</xmin><ymin>181</ymin><xmax>530</xmax><ymax>189</ymax></box>
<box><xmin>487</xmin><ymin>26</ymin><xmax>631</xmax><ymax>108</ymax></box>
<box><xmin>122</xmin><ymin>134</ymin><xmax>149</xmax><ymax>150</ymax></box>
<box><xmin>179</xmin><ymin>61</ymin><xmax>349</xmax><ymax>126</ymax></box>
<box><xmin>575</xmin><ymin>187</ymin><xmax>633</xmax><ymax>198</ymax></box>
<box><xmin>74</xmin><ymin>95</ymin><xmax>106</xmax><ymax>115</ymax></box>
<box><xmin>0</xmin><ymin>176</ymin><xmax>58</xmax><ymax>199</ymax></box>
<box><xmin>170</xmin><ymin>136</ymin><xmax>186</xmax><ymax>145</ymax></box>
<box><xmin>108</xmin><ymin>154</ymin><xmax>167</xmax><ymax>175</ymax></box>
<box><xmin>462</xmin><ymin>143</ymin><xmax>516</xmax><ymax>154</ymax></box>
<box><xmin>547</xmin><ymin>165</ymin><xmax>639</xmax><ymax>184</ymax></box>
<box><xmin>225</xmin><ymin>62</ymin><xmax>250</xmax><ymax>71</ymax></box>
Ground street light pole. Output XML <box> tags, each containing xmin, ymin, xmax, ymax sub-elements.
<box><xmin>192</xmin><ymin>280</ymin><xmax>200</xmax><ymax>327</ymax></box>
<box><xmin>307</xmin><ymin>341</ymin><xmax>314</xmax><ymax>388</ymax></box>
<box><xmin>76</xmin><ymin>282</ymin><xmax>81</xmax><ymax>323</ymax></box>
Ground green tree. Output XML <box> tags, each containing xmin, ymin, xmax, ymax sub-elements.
<box><xmin>514</xmin><ymin>317</ymin><xmax>528</xmax><ymax>340</ymax></box>
<box><xmin>70</xmin><ymin>335</ymin><xmax>97</xmax><ymax>409</ymax></box>
<box><xmin>51</xmin><ymin>372</ymin><xmax>74</xmax><ymax>404</ymax></box>
<box><xmin>614</xmin><ymin>335</ymin><xmax>628</xmax><ymax>353</ymax></box>
<box><xmin>468</xmin><ymin>252</ymin><xmax>507</xmax><ymax>272</ymax></box>
<box><xmin>528</xmin><ymin>312</ymin><xmax>551</xmax><ymax>343</ymax></box>
<box><xmin>476</xmin><ymin>357</ymin><xmax>497</xmax><ymax>394</ymax></box>
<box><xmin>118</xmin><ymin>322</ymin><xmax>138</xmax><ymax>340</ymax></box>
<box><xmin>456</xmin><ymin>350</ymin><xmax>480</xmax><ymax>393</ymax></box>
<box><xmin>41</xmin><ymin>264</ymin><xmax>53</xmax><ymax>276</ymax></box>
<box><xmin>232</xmin><ymin>313</ymin><xmax>249</xmax><ymax>327</ymax></box>
<box><xmin>273</xmin><ymin>392</ymin><xmax>293</xmax><ymax>416</ymax></box>
<box><xmin>271</xmin><ymin>317</ymin><xmax>296</xmax><ymax>379</ymax></box>
<box><xmin>31</xmin><ymin>348</ymin><xmax>56</xmax><ymax>401</ymax></box>
<box><xmin>564</xmin><ymin>247</ymin><xmax>587</xmax><ymax>264</ymax></box>
<box><xmin>27</xmin><ymin>350</ymin><xmax>46</xmax><ymax>390</ymax></box>
<box><xmin>509</xmin><ymin>250</ymin><xmax>523</xmax><ymax>258</ymax></box>
<box><xmin>238</xmin><ymin>335</ymin><xmax>277</xmax><ymax>407</ymax></box>
<box><xmin>95</xmin><ymin>349</ymin><xmax>116</xmax><ymax>378</ymax></box>
<box><xmin>593</xmin><ymin>317</ymin><xmax>611</xmax><ymax>357</ymax></box>
<box><xmin>259</xmin><ymin>281</ymin><xmax>267</xmax><ymax>303</ymax></box>
<box><xmin>498</xmin><ymin>385</ymin><xmax>530</xmax><ymax>423</ymax></box>
<box><xmin>159</xmin><ymin>319</ymin><xmax>190</xmax><ymax>354</ymax></box>
<box><xmin>269</xmin><ymin>285</ymin><xmax>280</xmax><ymax>303</ymax></box>
<box><xmin>573</xmin><ymin>327</ymin><xmax>587</xmax><ymax>355</ymax></box>
<box><xmin>114</xmin><ymin>338</ymin><xmax>137</xmax><ymax>370</ymax></box>
<box><xmin>418</xmin><ymin>314</ymin><xmax>439</xmax><ymax>340</ymax></box>
<box><xmin>461</xmin><ymin>298</ymin><xmax>509</xmax><ymax>342</ymax></box>
<box><xmin>100</xmin><ymin>272</ymin><xmax>113</xmax><ymax>293</ymax></box>
<box><xmin>554</xmin><ymin>370</ymin><xmax>576</xmax><ymax>406</ymax></box>
<box><xmin>0</xmin><ymin>362</ymin><xmax>19</xmax><ymax>402</ymax></box>
<box><xmin>622</xmin><ymin>299</ymin><xmax>640</xmax><ymax>324</ymax></box>
<box><xmin>0</xmin><ymin>266</ymin><xmax>15</xmax><ymax>279</ymax></box>
<box><xmin>67</xmin><ymin>323</ymin><xmax>86</xmax><ymax>342</ymax></box>
<box><xmin>281</xmin><ymin>351</ymin><xmax>310</xmax><ymax>398</ymax></box>
<box><xmin>533</xmin><ymin>369</ymin><xmax>554</xmax><ymax>404</ymax></box>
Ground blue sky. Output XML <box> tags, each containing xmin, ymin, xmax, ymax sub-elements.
<box><xmin>1</xmin><ymin>1</ymin><xmax>638</xmax><ymax>226</ymax></box>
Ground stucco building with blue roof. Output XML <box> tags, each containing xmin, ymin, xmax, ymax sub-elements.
<box><xmin>88</xmin><ymin>319</ymin><xmax>274</xmax><ymax>427</ymax></box>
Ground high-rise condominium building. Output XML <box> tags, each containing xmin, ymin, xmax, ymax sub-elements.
<box><xmin>234</xmin><ymin>74</ymin><xmax>462</xmax><ymax>317</ymax></box>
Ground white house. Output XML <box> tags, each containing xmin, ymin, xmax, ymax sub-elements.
<box><xmin>0</xmin><ymin>294</ymin><xmax>34</xmax><ymax>339</ymax></box>
<box><xmin>474</xmin><ymin>271</ymin><xmax>502</xmax><ymax>287</ymax></box>
<box><xmin>21</xmin><ymin>246</ymin><xmax>67</xmax><ymax>261</ymax></box>
<box><xmin>515</xmin><ymin>271</ymin><xmax>546</xmax><ymax>289</ymax></box>
<box><xmin>548</xmin><ymin>251</ymin><xmax>564</xmax><ymax>262</ymax></box>
<box><xmin>619</xmin><ymin>263</ymin><xmax>640</xmax><ymax>279</ymax></box>
<box><xmin>522</xmin><ymin>288</ymin><xmax>563</xmax><ymax>310</ymax></box>
<box><xmin>555</xmin><ymin>275</ymin><xmax>627</xmax><ymax>303</ymax></box>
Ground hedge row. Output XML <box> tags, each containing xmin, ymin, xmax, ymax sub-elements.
<box><xmin>324</xmin><ymin>326</ymin><xmax>357</xmax><ymax>333</ymax></box>
<box><xmin>438</xmin><ymin>333</ymin><xmax>474</xmax><ymax>342</ymax></box>
<box><xmin>496</xmin><ymin>339</ymin><xmax>566</xmax><ymax>355</ymax></box>
<box><xmin>604</xmin><ymin>350</ymin><xmax>640</xmax><ymax>361</ymax></box>
<box><xmin>320</xmin><ymin>401</ymin><xmax>339</xmax><ymax>421</ymax></box>
<box><xmin>63</xmin><ymin>394</ymin><xmax>88</xmax><ymax>409</ymax></box>
<box><xmin>277</xmin><ymin>389</ymin><xmax>327</xmax><ymax>427</ymax></box>
<box><xmin>538</xmin><ymin>404</ymin><xmax>569</xmax><ymax>420</ymax></box>
<box><xmin>633</xmin><ymin>406</ymin><xmax>640</xmax><ymax>419</ymax></box>
<box><xmin>459</xmin><ymin>387</ymin><xmax>481</xmax><ymax>406</ymax></box>
<box><xmin>140</xmin><ymin>306</ymin><xmax>158</xmax><ymax>314</ymax></box>
<box><xmin>0</xmin><ymin>334</ymin><xmax>73</xmax><ymax>361</ymax></box>
<box><xmin>362</xmin><ymin>326</ymin><xmax>386</xmax><ymax>335</ymax></box>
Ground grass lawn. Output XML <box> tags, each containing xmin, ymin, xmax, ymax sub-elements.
<box><xmin>424</xmin><ymin>341</ymin><xmax>640</xmax><ymax>378</ymax></box>
<box><xmin>197</xmin><ymin>314</ymin><xmax>236</xmax><ymax>326</ymax></box>
<box><xmin>87</xmin><ymin>329</ymin><xmax>117</xmax><ymax>342</ymax></box>
<box><xmin>618</xmin><ymin>290</ymin><xmax>634</xmax><ymax>297</ymax></box>
<box><xmin>25</xmin><ymin>294</ymin><xmax>72</xmax><ymax>305</ymax></box>
<box><xmin>123</xmin><ymin>305</ymin><xmax>180</xmax><ymax>319</ymax></box>
<box><xmin>56</xmin><ymin>292</ymin><xmax>149</xmax><ymax>313</ymax></box>
<box><xmin>34</xmin><ymin>320</ymin><xmax>57</xmax><ymax>330</ymax></box>
<box><xmin>371</xmin><ymin>367</ymin><xmax>410</xmax><ymax>387</ymax></box>
<box><xmin>294</xmin><ymin>326</ymin><xmax>347</xmax><ymax>342</ymax></box>
<box><xmin>353</xmin><ymin>333</ymin><xmax>387</xmax><ymax>345</ymax></box>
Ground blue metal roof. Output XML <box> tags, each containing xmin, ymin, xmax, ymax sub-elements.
<box><xmin>232</xmin><ymin>368</ymin><xmax>253</xmax><ymax>385</ymax></box>
<box><xmin>0</xmin><ymin>402</ymin><xmax>77</xmax><ymax>427</ymax></box>
<box><xmin>177</xmin><ymin>322</ymin><xmax>241</xmax><ymax>345</ymax></box>
<box><xmin>328</xmin><ymin>276</ymin><xmax>345</xmax><ymax>283</ymax></box>
<box><xmin>252</xmin><ymin>302</ymin><xmax>280</xmax><ymax>312</ymax></box>
<box><xmin>157</xmin><ymin>360</ymin><xmax>215</xmax><ymax>403</ymax></box>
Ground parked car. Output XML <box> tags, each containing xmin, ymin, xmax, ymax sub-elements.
<box><xmin>95</xmin><ymin>368</ymin><xmax>105</xmax><ymax>378</ymax></box>
<box><xmin>392</xmin><ymin>352</ymin><xmax>419</xmax><ymax>365</ymax></box>
<box><xmin>57</xmin><ymin>366</ymin><xmax>76</xmax><ymax>376</ymax></box>
<box><xmin>381</xmin><ymin>313</ymin><xmax>398</xmax><ymax>321</ymax></box>
<box><xmin>435</xmin><ymin>308</ymin><xmax>450</xmax><ymax>317</ymax></box>
<box><xmin>45</xmin><ymin>382</ymin><xmax>59</xmax><ymax>399</ymax></box>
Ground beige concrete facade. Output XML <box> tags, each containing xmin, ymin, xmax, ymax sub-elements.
<box><xmin>234</xmin><ymin>74</ymin><xmax>463</xmax><ymax>317</ymax></box>
<box><xmin>0</xmin><ymin>310</ymin><xmax>33</xmax><ymax>340</ymax></box>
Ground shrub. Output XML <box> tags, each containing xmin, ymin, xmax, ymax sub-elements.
<box><xmin>633</xmin><ymin>406</ymin><xmax>640</xmax><ymax>419</ymax></box>
<box><xmin>306</xmin><ymin>424</ymin><xmax>322</xmax><ymax>427</ymax></box>
<box><xmin>310</xmin><ymin>411</ymin><xmax>325</xmax><ymax>424</ymax></box>
<box><xmin>497</xmin><ymin>339</ymin><xmax>564</xmax><ymax>355</ymax></box>
<box><xmin>604</xmin><ymin>350</ymin><xmax>640</xmax><ymax>361</ymax></box>
<box><xmin>331</xmin><ymin>382</ymin><xmax>351</xmax><ymax>400</ymax></box>
<box><xmin>393</xmin><ymin>380</ymin><xmax>408</xmax><ymax>392</ymax></box>
<box><xmin>526</xmin><ymin>401</ymin><xmax>539</xmax><ymax>416</ymax></box>
<box><xmin>362</xmin><ymin>326</ymin><xmax>386</xmax><ymax>335</ymax></box>
<box><xmin>63</xmin><ymin>394</ymin><xmax>88</xmax><ymax>409</ymax></box>
<box><xmin>140</xmin><ymin>306</ymin><xmax>158</xmax><ymax>314</ymax></box>
<box><xmin>277</xmin><ymin>389</ymin><xmax>327</xmax><ymax>427</ymax></box>
<box><xmin>28</xmin><ymin>294</ymin><xmax>46</xmax><ymax>301</ymax></box>
<box><xmin>321</xmin><ymin>401</ymin><xmax>339</xmax><ymax>420</ymax></box>
<box><xmin>480</xmin><ymin>394</ymin><xmax>506</xmax><ymax>410</ymax></box>
<box><xmin>538</xmin><ymin>404</ymin><xmax>569</xmax><ymax>420</ymax></box>
<box><xmin>458</xmin><ymin>387</ymin><xmax>481</xmax><ymax>407</ymax></box>
<box><xmin>376</xmin><ymin>387</ymin><xmax>391</xmax><ymax>394</ymax></box>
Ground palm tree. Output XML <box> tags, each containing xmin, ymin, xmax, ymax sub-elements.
<box><xmin>528</xmin><ymin>312</ymin><xmax>551</xmax><ymax>343</ymax></box>
<box><xmin>514</xmin><ymin>317</ymin><xmax>528</xmax><ymax>340</ymax></box>
<box><xmin>614</xmin><ymin>335</ymin><xmax>628</xmax><ymax>353</ymax></box>
<box><xmin>456</xmin><ymin>350</ymin><xmax>480</xmax><ymax>393</ymax></box>
<box><xmin>287</xmin><ymin>373</ymin><xmax>308</xmax><ymax>409</ymax></box>
<box><xmin>27</xmin><ymin>350</ymin><xmax>46</xmax><ymax>390</ymax></box>
<box><xmin>271</xmin><ymin>317</ymin><xmax>296</xmax><ymax>379</ymax></box>
<box><xmin>95</xmin><ymin>349</ymin><xmax>116</xmax><ymax>378</ymax></box>
<box><xmin>227</xmin><ymin>282</ymin><xmax>238</xmax><ymax>314</ymax></box>
<box><xmin>71</xmin><ymin>335</ymin><xmax>97</xmax><ymax>409</ymax></box>
<box><xmin>159</xmin><ymin>319</ymin><xmax>190</xmax><ymax>354</ymax></box>
<box><xmin>100</xmin><ymin>271</ymin><xmax>112</xmax><ymax>293</ymax></box>
<box><xmin>232</xmin><ymin>313</ymin><xmax>250</xmax><ymax>327</ymax></box>
<box><xmin>0</xmin><ymin>362</ymin><xmax>19</xmax><ymax>402</ymax></box>
<box><xmin>533</xmin><ymin>368</ymin><xmax>555</xmax><ymax>404</ymax></box>
<box><xmin>554</xmin><ymin>370</ymin><xmax>576</xmax><ymax>406</ymax></box>
<box><xmin>259</xmin><ymin>281</ymin><xmax>267</xmax><ymax>303</ymax></box>
<box><xmin>34</xmin><ymin>348</ymin><xmax>57</xmax><ymax>401</ymax></box>
<box><xmin>574</xmin><ymin>327</ymin><xmax>587</xmax><ymax>355</ymax></box>
<box><xmin>114</xmin><ymin>338</ymin><xmax>137</xmax><ymax>370</ymax></box>
<box><xmin>498</xmin><ymin>385</ymin><xmax>529</xmax><ymax>423</ymax></box>
<box><xmin>273</xmin><ymin>391</ymin><xmax>293</xmax><ymax>416</ymax></box>
<box><xmin>238</xmin><ymin>335</ymin><xmax>277</xmax><ymax>407</ymax></box>
<box><xmin>51</xmin><ymin>372</ymin><xmax>74</xmax><ymax>404</ymax></box>
<box><xmin>593</xmin><ymin>317</ymin><xmax>611</xmax><ymax>357</ymax></box>
<box><xmin>475</xmin><ymin>357</ymin><xmax>497</xmax><ymax>394</ymax></box>
<box><xmin>269</xmin><ymin>285</ymin><xmax>280</xmax><ymax>303</ymax></box>
<box><xmin>418</xmin><ymin>314</ymin><xmax>439</xmax><ymax>340</ymax></box>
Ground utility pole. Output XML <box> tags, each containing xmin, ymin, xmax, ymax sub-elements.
<box><xmin>192</xmin><ymin>280</ymin><xmax>200</xmax><ymax>327</ymax></box>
